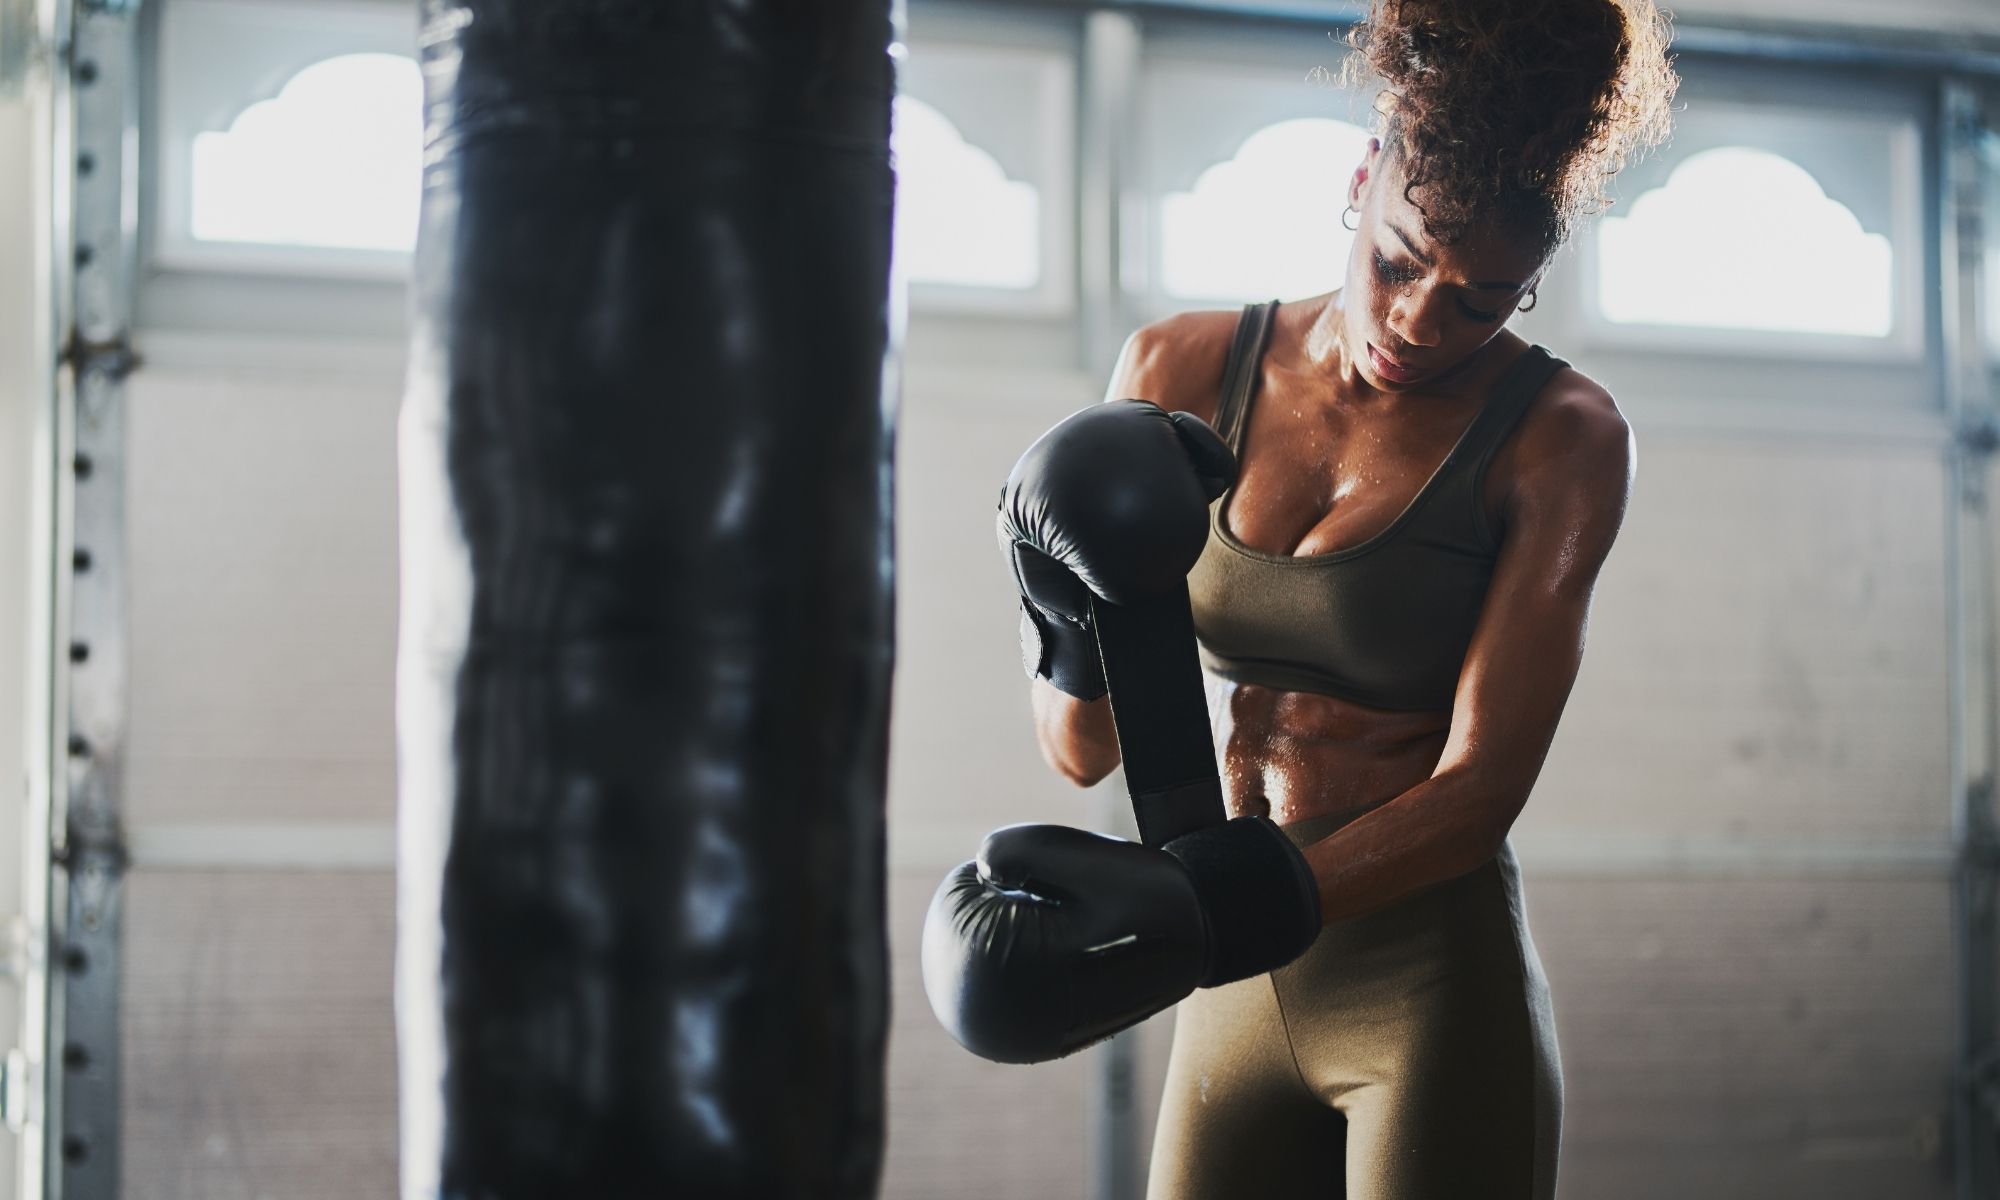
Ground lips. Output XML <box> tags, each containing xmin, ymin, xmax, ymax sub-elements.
<box><xmin>1367</xmin><ymin>343</ymin><xmax>1423</xmax><ymax>384</ymax></box>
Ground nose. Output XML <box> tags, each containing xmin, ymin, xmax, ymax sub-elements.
<box><xmin>1386</xmin><ymin>291</ymin><xmax>1443</xmax><ymax>350</ymax></box>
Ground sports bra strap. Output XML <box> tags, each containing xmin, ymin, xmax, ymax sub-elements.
<box><xmin>1462</xmin><ymin>346</ymin><xmax>1569</xmax><ymax>482</ymax></box>
<box><xmin>1210</xmin><ymin>303</ymin><xmax>1564</xmax><ymax>491</ymax></box>
<box><xmin>1213</xmin><ymin>300</ymin><xmax>1279</xmax><ymax>452</ymax></box>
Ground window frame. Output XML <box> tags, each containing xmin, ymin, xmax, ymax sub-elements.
<box><xmin>1570</xmin><ymin>98</ymin><xmax>1928</xmax><ymax>364</ymax></box>
<box><xmin>151</xmin><ymin>0</ymin><xmax>419</xmax><ymax>281</ymax></box>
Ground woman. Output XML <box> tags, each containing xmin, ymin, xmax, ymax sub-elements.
<box><xmin>1029</xmin><ymin>2</ymin><xmax>1677</xmax><ymax>1196</ymax></box>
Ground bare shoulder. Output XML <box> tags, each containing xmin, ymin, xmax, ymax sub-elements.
<box><xmin>1512</xmin><ymin>364</ymin><xmax>1633</xmax><ymax>503</ymax></box>
<box><xmin>1105</xmin><ymin>309</ymin><xmax>1243</xmax><ymax>425</ymax></box>
<box><xmin>1485</xmin><ymin>363</ymin><xmax>1635</xmax><ymax>596</ymax></box>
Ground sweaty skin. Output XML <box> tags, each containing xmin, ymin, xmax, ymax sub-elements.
<box><xmin>1032</xmin><ymin>139</ymin><xmax>1634</xmax><ymax>925</ymax></box>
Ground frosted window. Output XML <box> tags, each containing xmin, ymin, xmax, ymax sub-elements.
<box><xmin>191</xmin><ymin>52</ymin><xmax>421</xmax><ymax>252</ymax></box>
<box><xmin>1597</xmin><ymin>147</ymin><xmax>1893</xmax><ymax>337</ymax></box>
<box><xmin>1990</xmin><ymin>260</ymin><xmax>2000</xmax><ymax>354</ymax></box>
<box><xmin>1989</xmin><ymin>183</ymin><xmax>2000</xmax><ymax>352</ymax></box>
<box><xmin>1160</xmin><ymin>118</ymin><xmax>1373</xmax><ymax>303</ymax></box>
<box><xmin>892</xmin><ymin>95</ymin><xmax>1040</xmax><ymax>290</ymax></box>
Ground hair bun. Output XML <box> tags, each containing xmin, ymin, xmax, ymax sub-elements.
<box><xmin>1344</xmin><ymin>0</ymin><xmax>1677</xmax><ymax>256</ymax></box>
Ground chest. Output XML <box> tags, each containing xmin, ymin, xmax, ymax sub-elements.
<box><xmin>1222</xmin><ymin>368</ymin><xmax>1517</xmax><ymax>557</ymax></box>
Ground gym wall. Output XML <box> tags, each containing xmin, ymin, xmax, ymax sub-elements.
<box><xmin>2</xmin><ymin>0</ymin><xmax>1996</xmax><ymax>1198</ymax></box>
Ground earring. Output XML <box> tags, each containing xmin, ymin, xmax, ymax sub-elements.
<box><xmin>1340</xmin><ymin>204</ymin><xmax>1359</xmax><ymax>231</ymax></box>
<box><xmin>1518</xmin><ymin>288</ymin><xmax>1539</xmax><ymax>313</ymax></box>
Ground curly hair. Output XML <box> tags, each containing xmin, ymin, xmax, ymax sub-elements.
<box><xmin>1343</xmin><ymin>0</ymin><xmax>1677</xmax><ymax>258</ymax></box>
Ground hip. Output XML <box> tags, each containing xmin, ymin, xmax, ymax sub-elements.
<box><xmin>1264</xmin><ymin>809</ymin><xmax>1552</xmax><ymax>1030</ymax></box>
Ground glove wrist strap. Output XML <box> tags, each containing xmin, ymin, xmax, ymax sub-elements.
<box><xmin>1163</xmin><ymin>816</ymin><xmax>1321</xmax><ymax>987</ymax></box>
<box><xmin>1090</xmin><ymin>589</ymin><xmax>1228</xmax><ymax>846</ymax></box>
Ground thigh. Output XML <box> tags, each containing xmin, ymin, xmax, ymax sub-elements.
<box><xmin>1147</xmin><ymin>975</ymin><xmax>1349</xmax><ymax>1200</ymax></box>
<box><xmin>1336</xmin><ymin>996</ymin><xmax>1561</xmax><ymax>1200</ymax></box>
<box><xmin>1325</xmin><ymin>853</ymin><xmax>1563</xmax><ymax>1200</ymax></box>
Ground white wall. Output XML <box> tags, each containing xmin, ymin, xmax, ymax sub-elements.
<box><xmin>105</xmin><ymin>337</ymin><xmax>1966</xmax><ymax>1199</ymax></box>
<box><xmin>116</xmin><ymin>349</ymin><xmax>401</xmax><ymax>1193</ymax></box>
<box><xmin>108</xmin><ymin>343</ymin><xmax>1126</xmax><ymax>1199</ymax></box>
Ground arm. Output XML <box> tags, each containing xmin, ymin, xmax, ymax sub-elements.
<box><xmin>1031</xmin><ymin>678</ymin><xmax>1119</xmax><ymax>786</ymax></box>
<box><xmin>1300</xmin><ymin>379</ymin><xmax>1635</xmax><ymax>922</ymax></box>
<box><xmin>1029</xmin><ymin>312</ymin><xmax>1238</xmax><ymax>787</ymax></box>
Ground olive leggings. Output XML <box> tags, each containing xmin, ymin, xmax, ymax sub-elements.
<box><xmin>1147</xmin><ymin>812</ymin><xmax>1562</xmax><ymax>1199</ymax></box>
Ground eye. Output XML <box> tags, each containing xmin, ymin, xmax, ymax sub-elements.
<box><xmin>1374</xmin><ymin>250</ymin><xmax>1504</xmax><ymax>322</ymax></box>
<box><xmin>1372</xmin><ymin>251</ymin><xmax>1421</xmax><ymax>286</ymax></box>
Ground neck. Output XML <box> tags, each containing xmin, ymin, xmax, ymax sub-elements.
<box><xmin>1305</xmin><ymin>292</ymin><xmax>1368</xmax><ymax>393</ymax></box>
<box><xmin>1308</xmin><ymin>291</ymin><xmax>1506</xmax><ymax>403</ymax></box>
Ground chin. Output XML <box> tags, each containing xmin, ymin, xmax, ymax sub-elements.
<box><xmin>1359</xmin><ymin>340</ymin><xmax>1424</xmax><ymax>389</ymax></box>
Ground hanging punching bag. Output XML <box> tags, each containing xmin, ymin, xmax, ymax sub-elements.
<box><xmin>395</xmin><ymin>2</ymin><xmax>897</xmax><ymax>1197</ymax></box>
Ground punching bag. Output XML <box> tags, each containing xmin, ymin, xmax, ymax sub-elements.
<box><xmin>394</xmin><ymin>2</ymin><xmax>897</xmax><ymax>1197</ymax></box>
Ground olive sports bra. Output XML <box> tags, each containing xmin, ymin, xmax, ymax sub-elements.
<box><xmin>1187</xmin><ymin>301</ymin><xmax>1568</xmax><ymax>712</ymax></box>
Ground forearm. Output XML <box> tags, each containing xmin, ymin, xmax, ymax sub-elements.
<box><xmin>1300</xmin><ymin>770</ymin><xmax>1519</xmax><ymax>924</ymax></box>
<box><xmin>1030</xmin><ymin>679</ymin><xmax>1121</xmax><ymax>787</ymax></box>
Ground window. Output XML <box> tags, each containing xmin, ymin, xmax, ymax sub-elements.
<box><xmin>154</xmin><ymin>0</ymin><xmax>421</xmax><ymax>278</ymax></box>
<box><xmin>1580</xmin><ymin>98</ymin><xmax>1923</xmax><ymax>358</ymax></box>
<box><xmin>1140</xmin><ymin>35</ymin><xmax>1378</xmax><ymax>317</ymax></box>
<box><xmin>1158</xmin><ymin>117</ymin><xmax>1371</xmax><ymax>304</ymax></box>
<box><xmin>893</xmin><ymin>95</ymin><xmax>1040</xmax><ymax>291</ymax></box>
<box><xmin>1987</xmin><ymin>145</ymin><xmax>2000</xmax><ymax>355</ymax></box>
<box><xmin>896</xmin><ymin>39</ymin><xmax>1074</xmax><ymax>314</ymax></box>
<box><xmin>1597</xmin><ymin>147</ymin><xmax>1892</xmax><ymax>337</ymax></box>
<box><xmin>154</xmin><ymin>6</ymin><xmax>1078</xmax><ymax>307</ymax></box>
<box><xmin>190</xmin><ymin>53</ymin><xmax>421</xmax><ymax>254</ymax></box>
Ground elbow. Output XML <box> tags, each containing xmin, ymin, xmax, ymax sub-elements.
<box><xmin>1041</xmin><ymin>737</ymin><xmax>1120</xmax><ymax>790</ymax></box>
<box><xmin>1466</xmin><ymin>823</ymin><xmax>1510</xmax><ymax>874</ymax></box>
<box><xmin>1434</xmin><ymin>770</ymin><xmax>1530</xmax><ymax>873</ymax></box>
<box><xmin>1030</xmin><ymin>681</ymin><xmax>1122</xmax><ymax>788</ymax></box>
<box><xmin>1465</xmin><ymin>788</ymin><xmax>1530</xmax><ymax>867</ymax></box>
<box><xmin>1436</xmin><ymin>819</ymin><xmax>1509</xmax><ymax>884</ymax></box>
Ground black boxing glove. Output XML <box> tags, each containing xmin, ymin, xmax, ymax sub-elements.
<box><xmin>998</xmin><ymin>401</ymin><xmax>1235</xmax><ymax>700</ymax></box>
<box><xmin>920</xmin><ymin>815</ymin><xmax>1320</xmax><ymax>1065</ymax></box>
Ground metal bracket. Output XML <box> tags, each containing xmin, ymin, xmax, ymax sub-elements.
<box><xmin>1965</xmin><ymin>836</ymin><xmax>2000</xmax><ymax>879</ymax></box>
<box><xmin>1958</xmin><ymin>420</ymin><xmax>2000</xmax><ymax>459</ymax></box>
<box><xmin>60</xmin><ymin>334</ymin><xmax>140</xmax><ymax>383</ymax></box>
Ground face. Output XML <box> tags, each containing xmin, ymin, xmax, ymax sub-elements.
<box><xmin>1341</xmin><ymin>139</ymin><xmax>1546</xmax><ymax>391</ymax></box>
